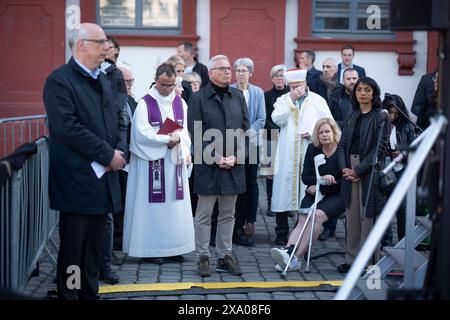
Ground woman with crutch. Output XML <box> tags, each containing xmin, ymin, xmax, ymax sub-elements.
<box><xmin>336</xmin><ymin>77</ymin><xmax>389</xmax><ymax>274</ymax></box>
<box><xmin>271</xmin><ymin>117</ymin><xmax>345</xmax><ymax>272</ymax></box>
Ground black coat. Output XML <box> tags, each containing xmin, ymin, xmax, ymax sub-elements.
<box><xmin>306</xmin><ymin>66</ymin><xmax>322</xmax><ymax>94</ymax></box>
<box><xmin>264</xmin><ymin>86</ymin><xmax>289</xmax><ymax>134</ymax></box>
<box><xmin>188</xmin><ymin>82</ymin><xmax>249</xmax><ymax>195</ymax></box>
<box><xmin>329</xmin><ymin>86</ymin><xmax>353</xmax><ymax>129</ymax></box>
<box><xmin>193</xmin><ymin>62</ymin><xmax>210</xmax><ymax>88</ymax></box>
<box><xmin>338</xmin><ymin>108</ymin><xmax>389</xmax><ymax>217</ymax></box>
<box><xmin>43</xmin><ymin>58</ymin><xmax>127</xmax><ymax>215</ymax></box>
<box><xmin>411</xmin><ymin>71</ymin><xmax>437</xmax><ymax>130</ymax></box>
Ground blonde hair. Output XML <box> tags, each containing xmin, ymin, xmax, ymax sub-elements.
<box><xmin>311</xmin><ymin>117</ymin><xmax>341</xmax><ymax>147</ymax></box>
<box><xmin>166</xmin><ymin>55</ymin><xmax>185</xmax><ymax>68</ymax></box>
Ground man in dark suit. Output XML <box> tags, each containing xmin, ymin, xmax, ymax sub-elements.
<box><xmin>296</xmin><ymin>50</ymin><xmax>322</xmax><ymax>93</ymax></box>
<box><xmin>112</xmin><ymin>66</ymin><xmax>137</xmax><ymax>261</ymax></box>
<box><xmin>177</xmin><ymin>41</ymin><xmax>210</xmax><ymax>88</ymax></box>
<box><xmin>411</xmin><ymin>71</ymin><xmax>438</xmax><ymax>130</ymax></box>
<box><xmin>337</xmin><ymin>44</ymin><xmax>366</xmax><ymax>84</ymax></box>
<box><xmin>43</xmin><ymin>23</ymin><xmax>127</xmax><ymax>300</ymax></box>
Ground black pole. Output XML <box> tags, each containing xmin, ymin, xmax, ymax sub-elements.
<box><xmin>436</xmin><ymin>28</ymin><xmax>450</xmax><ymax>300</ymax></box>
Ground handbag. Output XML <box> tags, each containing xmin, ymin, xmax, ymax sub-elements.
<box><xmin>379</xmin><ymin>170</ymin><xmax>396</xmax><ymax>193</ymax></box>
<box><xmin>379</xmin><ymin>157</ymin><xmax>397</xmax><ymax>193</ymax></box>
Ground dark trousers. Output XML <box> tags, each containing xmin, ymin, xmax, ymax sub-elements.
<box><xmin>266</xmin><ymin>178</ymin><xmax>273</xmax><ymax>210</ymax></box>
<box><xmin>57</xmin><ymin>212</ymin><xmax>106</xmax><ymax>300</ymax></box>
<box><xmin>234</xmin><ymin>163</ymin><xmax>259</xmax><ymax>228</ymax></box>
<box><xmin>395</xmin><ymin>170</ymin><xmax>406</xmax><ymax>241</ymax></box>
<box><xmin>113</xmin><ymin>170</ymin><xmax>127</xmax><ymax>250</ymax></box>
<box><xmin>189</xmin><ymin>167</ymin><xmax>198</xmax><ymax>217</ymax></box>
<box><xmin>275</xmin><ymin>212</ymin><xmax>289</xmax><ymax>240</ymax></box>
<box><xmin>323</xmin><ymin>217</ymin><xmax>338</xmax><ymax>236</ymax></box>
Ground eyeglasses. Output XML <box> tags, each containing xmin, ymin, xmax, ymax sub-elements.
<box><xmin>235</xmin><ymin>69</ymin><xmax>249</xmax><ymax>74</ymax></box>
<box><xmin>210</xmin><ymin>66</ymin><xmax>232</xmax><ymax>72</ymax></box>
<box><xmin>82</xmin><ymin>38</ymin><xmax>108</xmax><ymax>45</ymax></box>
<box><xmin>125</xmin><ymin>79</ymin><xmax>134</xmax><ymax>86</ymax></box>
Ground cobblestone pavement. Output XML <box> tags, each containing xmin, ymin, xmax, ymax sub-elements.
<box><xmin>25</xmin><ymin>178</ymin><xmax>353</xmax><ymax>300</ymax></box>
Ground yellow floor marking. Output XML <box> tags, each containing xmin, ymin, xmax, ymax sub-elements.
<box><xmin>99</xmin><ymin>280</ymin><xmax>343</xmax><ymax>294</ymax></box>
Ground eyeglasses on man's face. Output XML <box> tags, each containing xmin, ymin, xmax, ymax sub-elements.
<box><xmin>82</xmin><ymin>38</ymin><xmax>109</xmax><ymax>46</ymax></box>
<box><xmin>125</xmin><ymin>79</ymin><xmax>134</xmax><ymax>86</ymax></box>
<box><xmin>211</xmin><ymin>66</ymin><xmax>232</xmax><ymax>72</ymax></box>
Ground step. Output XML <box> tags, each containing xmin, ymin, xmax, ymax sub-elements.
<box><xmin>355</xmin><ymin>279</ymin><xmax>389</xmax><ymax>300</ymax></box>
<box><xmin>383</xmin><ymin>247</ymin><xmax>428</xmax><ymax>270</ymax></box>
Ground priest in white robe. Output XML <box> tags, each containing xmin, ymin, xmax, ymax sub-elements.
<box><xmin>123</xmin><ymin>63</ymin><xmax>195</xmax><ymax>259</ymax></box>
<box><xmin>270</xmin><ymin>68</ymin><xmax>333</xmax><ymax>244</ymax></box>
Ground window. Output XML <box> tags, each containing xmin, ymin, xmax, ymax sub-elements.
<box><xmin>97</xmin><ymin>0</ymin><xmax>181</xmax><ymax>34</ymax></box>
<box><xmin>313</xmin><ymin>0</ymin><xmax>394</xmax><ymax>39</ymax></box>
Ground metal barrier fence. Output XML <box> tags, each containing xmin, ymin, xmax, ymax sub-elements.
<box><xmin>0</xmin><ymin>115</ymin><xmax>49</xmax><ymax>158</ymax></box>
<box><xmin>0</xmin><ymin>137</ymin><xmax>58</xmax><ymax>292</ymax></box>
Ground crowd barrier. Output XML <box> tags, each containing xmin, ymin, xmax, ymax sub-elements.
<box><xmin>0</xmin><ymin>137</ymin><xmax>58</xmax><ymax>292</ymax></box>
<box><xmin>0</xmin><ymin>115</ymin><xmax>48</xmax><ymax>159</ymax></box>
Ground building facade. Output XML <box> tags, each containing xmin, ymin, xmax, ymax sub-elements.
<box><xmin>0</xmin><ymin>0</ymin><xmax>438</xmax><ymax>118</ymax></box>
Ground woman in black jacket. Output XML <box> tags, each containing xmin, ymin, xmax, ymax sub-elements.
<box><xmin>270</xmin><ymin>118</ymin><xmax>345</xmax><ymax>272</ymax></box>
<box><xmin>336</xmin><ymin>77</ymin><xmax>389</xmax><ymax>274</ymax></box>
<box><xmin>382</xmin><ymin>93</ymin><xmax>416</xmax><ymax>241</ymax></box>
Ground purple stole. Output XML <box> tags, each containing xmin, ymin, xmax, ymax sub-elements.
<box><xmin>142</xmin><ymin>94</ymin><xmax>184</xmax><ymax>203</ymax></box>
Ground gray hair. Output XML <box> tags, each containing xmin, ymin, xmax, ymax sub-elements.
<box><xmin>233</xmin><ymin>57</ymin><xmax>254</xmax><ymax>73</ymax></box>
<box><xmin>183</xmin><ymin>71</ymin><xmax>202</xmax><ymax>84</ymax></box>
<box><xmin>323</xmin><ymin>57</ymin><xmax>338</xmax><ymax>70</ymax></box>
<box><xmin>207</xmin><ymin>55</ymin><xmax>229</xmax><ymax>70</ymax></box>
<box><xmin>270</xmin><ymin>64</ymin><xmax>287</xmax><ymax>78</ymax></box>
<box><xmin>68</xmin><ymin>26</ymin><xmax>89</xmax><ymax>50</ymax></box>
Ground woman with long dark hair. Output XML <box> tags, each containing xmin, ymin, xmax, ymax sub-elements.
<box><xmin>336</xmin><ymin>77</ymin><xmax>389</xmax><ymax>273</ymax></box>
<box><xmin>382</xmin><ymin>93</ymin><xmax>416</xmax><ymax>241</ymax></box>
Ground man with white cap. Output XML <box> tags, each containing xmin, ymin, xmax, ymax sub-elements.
<box><xmin>270</xmin><ymin>68</ymin><xmax>333</xmax><ymax>245</ymax></box>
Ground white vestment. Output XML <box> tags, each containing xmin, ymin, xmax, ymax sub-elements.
<box><xmin>123</xmin><ymin>87</ymin><xmax>195</xmax><ymax>257</ymax></box>
<box><xmin>271</xmin><ymin>91</ymin><xmax>333</xmax><ymax>212</ymax></box>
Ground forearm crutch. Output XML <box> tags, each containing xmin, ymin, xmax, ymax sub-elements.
<box><xmin>305</xmin><ymin>154</ymin><xmax>326</xmax><ymax>273</ymax></box>
<box><xmin>280</xmin><ymin>206</ymin><xmax>314</xmax><ymax>279</ymax></box>
<box><xmin>281</xmin><ymin>154</ymin><xmax>326</xmax><ymax>278</ymax></box>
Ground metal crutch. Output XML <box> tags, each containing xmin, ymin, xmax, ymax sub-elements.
<box><xmin>280</xmin><ymin>206</ymin><xmax>314</xmax><ymax>279</ymax></box>
<box><xmin>305</xmin><ymin>154</ymin><xmax>326</xmax><ymax>272</ymax></box>
<box><xmin>280</xmin><ymin>154</ymin><xmax>326</xmax><ymax>278</ymax></box>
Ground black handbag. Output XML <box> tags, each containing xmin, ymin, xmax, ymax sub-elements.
<box><xmin>379</xmin><ymin>170</ymin><xmax>396</xmax><ymax>193</ymax></box>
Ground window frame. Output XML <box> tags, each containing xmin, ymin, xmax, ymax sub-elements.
<box><xmin>96</xmin><ymin>0</ymin><xmax>183</xmax><ymax>35</ymax></box>
<box><xmin>312</xmin><ymin>0</ymin><xmax>395</xmax><ymax>39</ymax></box>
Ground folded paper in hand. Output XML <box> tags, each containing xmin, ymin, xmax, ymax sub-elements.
<box><xmin>157</xmin><ymin>118</ymin><xmax>183</xmax><ymax>135</ymax></box>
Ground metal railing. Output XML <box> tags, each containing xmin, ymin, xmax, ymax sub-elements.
<box><xmin>334</xmin><ymin>115</ymin><xmax>448</xmax><ymax>300</ymax></box>
<box><xmin>0</xmin><ymin>115</ymin><xmax>48</xmax><ymax>158</ymax></box>
<box><xmin>0</xmin><ymin>137</ymin><xmax>58</xmax><ymax>292</ymax></box>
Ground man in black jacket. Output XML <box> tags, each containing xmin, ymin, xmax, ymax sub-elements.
<box><xmin>177</xmin><ymin>41</ymin><xmax>210</xmax><ymax>88</ymax></box>
<box><xmin>188</xmin><ymin>55</ymin><xmax>249</xmax><ymax>277</ymax></box>
<box><xmin>98</xmin><ymin>35</ymin><xmax>127</xmax><ymax>284</ymax></box>
<box><xmin>329</xmin><ymin>68</ymin><xmax>359</xmax><ymax>128</ymax></box>
<box><xmin>296</xmin><ymin>50</ymin><xmax>322</xmax><ymax>93</ymax></box>
<box><xmin>411</xmin><ymin>70</ymin><xmax>438</xmax><ymax>130</ymax></box>
<box><xmin>43</xmin><ymin>23</ymin><xmax>127</xmax><ymax>299</ymax></box>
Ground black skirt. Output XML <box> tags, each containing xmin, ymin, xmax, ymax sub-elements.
<box><xmin>300</xmin><ymin>192</ymin><xmax>345</xmax><ymax>220</ymax></box>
